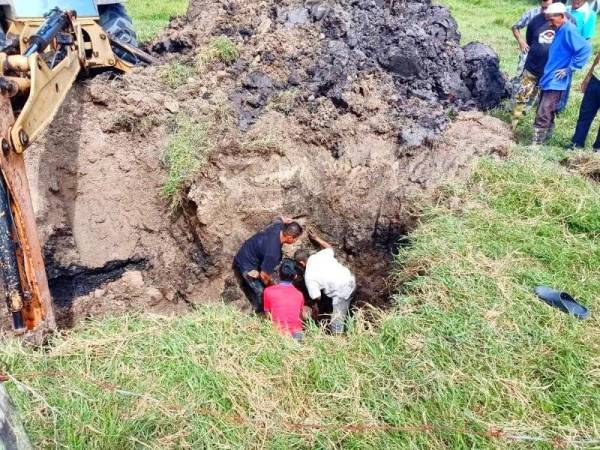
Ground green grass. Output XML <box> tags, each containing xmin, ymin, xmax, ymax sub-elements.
<box><xmin>160</xmin><ymin>114</ymin><xmax>209</xmax><ymax>206</ymax></box>
<box><xmin>158</xmin><ymin>61</ymin><xmax>196</xmax><ymax>89</ymax></box>
<box><xmin>197</xmin><ymin>36</ymin><xmax>239</xmax><ymax>67</ymax></box>
<box><xmin>2</xmin><ymin>151</ymin><xmax>600</xmax><ymax>447</ymax></box>
<box><xmin>128</xmin><ymin>0</ymin><xmax>188</xmax><ymax>42</ymax></box>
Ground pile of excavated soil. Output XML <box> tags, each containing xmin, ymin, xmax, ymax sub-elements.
<box><xmin>2</xmin><ymin>0</ymin><xmax>512</xmax><ymax>329</ymax></box>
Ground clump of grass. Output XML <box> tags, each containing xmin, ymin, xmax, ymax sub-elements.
<box><xmin>268</xmin><ymin>88</ymin><xmax>301</xmax><ymax>115</ymax></box>
<box><xmin>158</xmin><ymin>62</ymin><xmax>196</xmax><ymax>89</ymax></box>
<box><xmin>160</xmin><ymin>114</ymin><xmax>209</xmax><ymax>206</ymax></box>
<box><xmin>563</xmin><ymin>151</ymin><xmax>600</xmax><ymax>182</ymax></box>
<box><xmin>197</xmin><ymin>36</ymin><xmax>239</xmax><ymax>68</ymax></box>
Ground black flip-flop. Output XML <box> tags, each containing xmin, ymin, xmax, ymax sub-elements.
<box><xmin>534</xmin><ymin>286</ymin><xmax>590</xmax><ymax>320</ymax></box>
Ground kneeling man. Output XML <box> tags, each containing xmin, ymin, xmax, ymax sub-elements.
<box><xmin>294</xmin><ymin>231</ymin><xmax>356</xmax><ymax>335</ymax></box>
<box><xmin>263</xmin><ymin>259</ymin><xmax>305</xmax><ymax>341</ymax></box>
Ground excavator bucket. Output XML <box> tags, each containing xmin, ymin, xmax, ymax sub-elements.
<box><xmin>0</xmin><ymin>94</ymin><xmax>55</xmax><ymax>332</ymax></box>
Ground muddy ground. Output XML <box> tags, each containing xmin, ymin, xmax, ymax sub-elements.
<box><xmin>3</xmin><ymin>0</ymin><xmax>512</xmax><ymax>329</ymax></box>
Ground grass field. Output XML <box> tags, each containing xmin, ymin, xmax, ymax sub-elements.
<box><xmin>127</xmin><ymin>0</ymin><xmax>188</xmax><ymax>42</ymax></box>
<box><xmin>0</xmin><ymin>0</ymin><xmax>599</xmax><ymax>449</ymax></box>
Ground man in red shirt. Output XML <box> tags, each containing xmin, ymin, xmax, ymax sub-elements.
<box><xmin>263</xmin><ymin>260</ymin><xmax>305</xmax><ymax>341</ymax></box>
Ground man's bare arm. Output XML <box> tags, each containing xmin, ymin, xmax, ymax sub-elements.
<box><xmin>512</xmin><ymin>26</ymin><xmax>528</xmax><ymax>52</ymax></box>
<box><xmin>582</xmin><ymin>52</ymin><xmax>600</xmax><ymax>93</ymax></box>
<box><xmin>308</xmin><ymin>230</ymin><xmax>332</xmax><ymax>249</ymax></box>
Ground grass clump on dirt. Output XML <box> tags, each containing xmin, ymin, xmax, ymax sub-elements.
<box><xmin>160</xmin><ymin>114</ymin><xmax>208</xmax><ymax>206</ymax></box>
<box><xmin>197</xmin><ymin>36</ymin><xmax>239</xmax><ymax>68</ymax></box>
<box><xmin>158</xmin><ymin>61</ymin><xmax>196</xmax><ymax>89</ymax></box>
<box><xmin>1</xmin><ymin>151</ymin><xmax>599</xmax><ymax>448</ymax></box>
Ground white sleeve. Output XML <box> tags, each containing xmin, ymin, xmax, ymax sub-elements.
<box><xmin>319</xmin><ymin>248</ymin><xmax>335</xmax><ymax>258</ymax></box>
<box><xmin>305</xmin><ymin>278</ymin><xmax>322</xmax><ymax>300</ymax></box>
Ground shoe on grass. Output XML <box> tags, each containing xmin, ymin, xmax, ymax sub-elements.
<box><xmin>534</xmin><ymin>286</ymin><xmax>590</xmax><ymax>320</ymax></box>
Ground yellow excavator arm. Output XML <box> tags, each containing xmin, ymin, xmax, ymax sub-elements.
<box><xmin>0</xmin><ymin>7</ymin><xmax>154</xmax><ymax>333</ymax></box>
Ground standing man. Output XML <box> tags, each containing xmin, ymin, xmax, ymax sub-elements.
<box><xmin>569</xmin><ymin>0</ymin><xmax>597</xmax><ymax>40</ymax></box>
<box><xmin>234</xmin><ymin>219</ymin><xmax>303</xmax><ymax>313</ymax></box>
<box><xmin>512</xmin><ymin>0</ymin><xmax>556</xmax><ymax>130</ymax></box>
<box><xmin>263</xmin><ymin>260</ymin><xmax>306</xmax><ymax>341</ymax></box>
<box><xmin>294</xmin><ymin>231</ymin><xmax>356</xmax><ymax>335</ymax></box>
<box><xmin>569</xmin><ymin>51</ymin><xmax>600</xmax><ymax>150</ymax></box>
<box><xmin>532</xmin><ymin>2</ymin><xmax>591</xmax><ymax>145</ymax></box>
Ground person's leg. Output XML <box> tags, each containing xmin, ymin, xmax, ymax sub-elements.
<box><xmin>573</xmin><ymin>77</ymin><xmax>600</xmax><ymax>147</ymax></box>
<box><xmin>243</xmin><ymin>274</ymin><xmax>265</xmax><ymax>313</ymax></box>
<box><xmin>511</xmin><ymin>71</ymin><xmax>538</xmax><ymax>130</ymax></box>
<box><xmin>234</xmin><ymin>266</ymin><xmax>265</xmax><ymax>313</ymax></box>
<box><xmin>330</xmin><ymin>297</ymin><xmax>350</xmax><ymax>335</ymax></box>
<box><xmin>533</xmin><ymin>90</ymin><xmax>561</xmax><ymax>144</ymax></box>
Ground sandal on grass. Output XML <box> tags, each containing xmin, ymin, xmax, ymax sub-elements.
<box><xmin>534</xmin><ymin>286</ymin><xmax>590</xmax><ymax>320</ymax></box>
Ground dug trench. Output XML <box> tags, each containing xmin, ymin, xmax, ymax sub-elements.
<box><xmin>1</xmin><ymin>0</ymin><xmax>513</xmax><ymax>330</ymax></box>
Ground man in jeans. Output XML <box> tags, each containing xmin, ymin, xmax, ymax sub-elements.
<box><xmin>532</xmin><ymin>2</ymin><xmax>591</xmax><ymax>145</ymax></box>
<box><xmin>570</xmin><ymin>51</ymin><xmax>600</xmax><ymax>150</ymax></box>
<box><xmin>234</xmin><ymin>219</ymin><xmax>303</xmax><ymax>313</ymax></box>
<box><xmin>294</xmin><ymin>231</ymin><xmax>356</xmax><ymax>335</ymax></box>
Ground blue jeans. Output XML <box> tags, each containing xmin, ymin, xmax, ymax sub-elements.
<box><xmin>572</xmin><ymin>76</ymin><xmax>600</xmax><ymax>149</ymax></box>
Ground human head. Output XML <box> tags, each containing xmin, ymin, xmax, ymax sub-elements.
<box><xmin>293</xmin><ymin>249</ymin><xmax>310</xmax><ymax>267</ymax></box>
<box><xmin>279</xmin><ymin>259</ymin><xmax>298</xmax><ymax>282</ymax></box>
<box><xmin>281</xmin><ymin>222</ymin><xmax>303</xmax><ymax>244</ymax></box>
<box><xmin>545</xmin><ymin>2</ymin><xmax>567</xmax><ymax>27</ymax></box>
<box><xmin>572</xmin><ymin>0</ymin><xmax>585</xmax><ymax>9</ymax></box>
<box><xmin>540</xmin><ymin>0</ymin><xmax>553</xmax><ymax>12</ymax></box>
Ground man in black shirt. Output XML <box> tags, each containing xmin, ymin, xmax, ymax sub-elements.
<box><xmin>234</xmin><ymin>219</ymin><xmax>303</xmax><ymax>313</ymax></box>
<box><xmin>512</xmin><ymin>4</ymin><xmax>556</xmax><ymax>130</ymax></box>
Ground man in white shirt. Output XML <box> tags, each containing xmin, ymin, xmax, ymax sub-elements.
<box><xmin>294</xmin><ymin>231</ymin><xmax>356</xmax><ymax>335</ymax></box>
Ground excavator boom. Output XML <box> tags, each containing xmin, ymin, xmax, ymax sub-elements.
<box><xmin>0</xmin><ymin>3</ymin><xmax>152</xmax><ymax>333</ymax></box>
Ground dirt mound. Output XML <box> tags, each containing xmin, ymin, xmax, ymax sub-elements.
<box><xmin>157</xmin><ymin>0</ymin><xmax>506</xmax><ymax>143</ymax></box>
<box><xmin>2</xmin><ymin>0</ymin><xmax>511</xmax><ymax>329</ymax></box>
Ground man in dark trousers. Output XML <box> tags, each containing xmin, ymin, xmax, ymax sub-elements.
<box><xmin>569</xmin><ymin>51</ymin><xmax>600</xmax><ymax>150</ymax></box>
<box><xmin>532</xmin><ymin>2</ymin><xmax>591</xmax><ymax>145</ymax></box>
<box><xmin>234</xmin><ymin>219</ymin><xmax>303</xmax><ymax>313</ymax></box>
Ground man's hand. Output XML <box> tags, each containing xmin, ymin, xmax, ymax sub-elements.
<box><xmin>554</xmin><ymin>68</ymin><xmax>570</xmax><ymax>80</ymax></box>
<box><xmin>247</xmin><ymin>270</ymin><xmax>260</xmax><ymax>278</ymax></box>
<box><xmin>518</xmin><ymin>39</ymin><xmax>529</xmax><ymax>53</ymax></box>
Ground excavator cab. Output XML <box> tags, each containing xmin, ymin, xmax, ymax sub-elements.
<box><xmin>5</xmin><ymin>1</ymin><xmax>99</xmax><ymax>18</ymax></box>
<box><xmin>0</xmin><ymin>1</ymin><xmax>156</xmax><ymax>334</ymax></box>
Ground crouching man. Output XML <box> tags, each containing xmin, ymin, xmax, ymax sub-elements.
<box><xmin>294</xmin><ymin>231</ymin><xmax>356</xmax><ymax>335</ymax></box>
<box><xmin>263</xmin><ymin>260</ymin><xmax>306</xmax><ymax>341</ymax></box>
<box><xmin>233</xmin><ymin>219</ymin><xmax>303</xmax><ymax>314</ymax></box>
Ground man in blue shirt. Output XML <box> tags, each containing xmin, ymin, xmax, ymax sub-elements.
<box><xmin>532</xmin><ymin>2</ymin><xmax>592</xmax><ymax>145</ymax></box>
<box><xmin>234</xmin><ymin>219</ymin><xmax>303</xmax><ymax>313</ymax></box>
